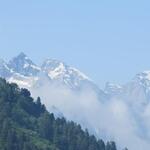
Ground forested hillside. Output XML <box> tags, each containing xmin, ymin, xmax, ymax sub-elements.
<box><xmin>0</xmin><ymin>78</ymin><xmax>118</xmax><ymax>150</ymax></box>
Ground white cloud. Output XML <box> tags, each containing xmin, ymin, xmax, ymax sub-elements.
<box><xmin>29</xmin><ymin>78</ymin><xmax>150</xmax><ymax>150</ymax></box>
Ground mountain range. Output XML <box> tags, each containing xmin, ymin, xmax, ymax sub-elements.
<box><xmin>1</xmin><ymin>52</ymin><xmax>150</xmax><ymax>150</ymax></box>
<box><xmin>1</xmin><ymin>52</ymin><xmax>94</xmax><ymax>89</ymax></box>
<box><xmin>2</xmin><ymin>52</ymin><xmax>150</xmax><ymax>107</ymax></box>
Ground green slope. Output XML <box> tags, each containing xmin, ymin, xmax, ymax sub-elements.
<box><xmin>0</xmin><ymin>78</ymin><xmax>118</xmax><ymax>150</ymax></box>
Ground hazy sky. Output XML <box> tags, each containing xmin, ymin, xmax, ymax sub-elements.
<box><xmin>0</xmin><ymin>0</ymin><xmax>150</xmax><ymax>87</ymax></box>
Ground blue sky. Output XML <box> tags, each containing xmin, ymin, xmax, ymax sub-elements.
<box><xmin>0</xmin><ymin>0</ymin><xmax>150</xmax><ymax>87</ymax></box>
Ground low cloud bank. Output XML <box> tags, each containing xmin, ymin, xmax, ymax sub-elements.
<box><xmin>30</xmin><ymin>80</ymin><xmax>150</xmax><ymax>150</ymax></box>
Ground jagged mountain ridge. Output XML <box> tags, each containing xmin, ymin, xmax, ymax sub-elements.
<box><xmin>8</xmin><ymin>52</ymin><xmax>41</xmax><ymax>76</ymax></box>
<box><xmin>104</xmin><ymin>70</ymin><xmax>150</xmax><ymax>114</ymax></box>
<box><xmin>2</xmin><ymin>52</ymin><xmax>150</xmax><ymax>105</ymax></box>
<box><xmin>0</xmin><ymin>53</ymin><xmax>99</xmax><ymax>90</ymax></box>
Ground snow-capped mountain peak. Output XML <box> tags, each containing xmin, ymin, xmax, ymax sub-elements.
<box><xmin>41</xmin><ymin>59</ymin><xmax>91</xmax><ymax>89</ymax></box>
<box><xmin>42</xmin><ymin>59</ymin><xmax>90</xmax><ymax>80</ymax></box>
<box><xmin>0</xmin><ymin>53</ymin><xmax>96</xmax><ymax>90</ymax></box>
<box><xmin>8</xmin><ymin>52</ymin><xmax>41</xmax><ymax>76</ymax></box>
<box><xmin>135</xmin><ymin>71</ymin><xmax>150</xmax><ymax>81</ymax></box>
<box><xmin>42</xmin><ymin>59</ymin><xmax>66</xmax><ymax>71</ymax></box>
<box><xmin>134</xmin><ymin>71</ymin><xmax>150</xmax><ymax>88</ymax></box>
<box><xmin>42</xmin><ymin>59</ymin><xmax>67</xmax><ymax>79</ymax></box>
<box><xmin>131</xmin><ymin>70</ymin><xmax>150</xmax><ymax>95</ymax></box>
<box><xmin>48</xmin><ymin>62</ymin><xmax>67</xmax><ymax>80</ymax></box>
